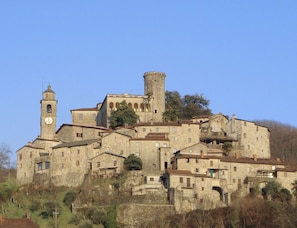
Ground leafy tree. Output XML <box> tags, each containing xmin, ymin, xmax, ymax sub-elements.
<box><xmin>124</xmin><ymin>154</ymin><xmax>142</xmax><ymax>170</ymax></box>
<box><xmin>163</xmin><ymin>91</ymin><xmax>212</xmax><ymax>121</ymax></box>
<box><xmin>163</xmin><ymin>91</ymin><xmax>183</xmax><ymax>121</ymax></box>
<box><xmin>63</xmin><ymin>191</ymin><xmax>77</xmax><ymax>209</ymax></box>
<box><xmin>182</xmin><ymin>93</ymin><xmax>211</xmax><ymax>119</ymax></box>
<box><xmin>109</xmin><ymin>100</ymin><xmax>139</xmax><ymax>128</ymax></box>
<box><xmin>278</xmin><ymin>188</ymin><xmax>292</xmax><ymax>202</ymax></box>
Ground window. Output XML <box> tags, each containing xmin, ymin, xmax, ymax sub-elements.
<box><xmin>97</xmin><ymin>162</ymin><xmax>100</xmax><ymax>167</ymax></box>
<box><xmin>114</xmin><ymin>161</ymin><xmax>117</xmax><ymax>166</ymax></box>
<box><xmin>201</xmin><ymin>177</ymin><xmax>204</xmax><ymax>181</ymax></box>
<box><xmin>233</xmin><ymin>166</ymin><xmax>237</xmax><ymax>172</ymax></box>
<box><xmin>195</xmin><ymin>158</ymin><xmax>199</xmax><ymax>163</ymax></box>
<box><xmin>76</xmin><ymin>161</ymin><xmax>80</xmax><ymax>166</ymax></box>
<box><xmin>61</xmin><ymin>152</ymin><xmax>64</xmax><ymax>157</ymax></box>
<box><xmin>30</xmin><ymin>152</ymin><xmax>32</xmax><ymax>158</ymax></box>
<box><xmin>143</xmin><ymin>128</ymin><xmax>146</xmax><ymax>132</ymax></box>
<box><xmin>244</xmin><ymin>133</ymin><xmax>246</xmax><ymax>138</ymax></box>
<box><xmin>187</xmin><ymin>158</ymin><xmax>190</xmax><ymax>163</ymax></box>
<box><xmin>180</xmin><ymin>177</ymin><xmax>183</xmax><ymax>183</ymax></box>
<box><xmin>76</xmin><ymin>133</ymin><xmax>83</xmax><ymax>137</ymax></box>
<box><xmin>19</xmin><ymin>154</ymin><xmax>22</xmax><ymax>160</ymax></box>
<box><xmin>195</xmin><ymin>168</ymin><xmax>199</xmax><ymax>172</ymax></box>
<box><xmin>210</xmin><ymin>161</ymin><xmax>213</xmax><ymax>167</ymax></box>
<box><xmin>188</xmin><ymin>128</ymin><xmax>191</xmax><ymax>133</ymax></box>
<box><xmin>256</xmin><ymin>126</ymin><xmax>259</xmax><ymax>131</ymax></box>
<box><xmin>201</xmin><ymin>187</ymin><xmax>204</xmax><ymax>191</ymax></box>
<box><xmin>188</xmin><ymin>138</ymin><xmax>192</xmax><ymax>143</ymax></box>
<box><xmin>77</xmin><ymin>149</ymin><xmax>80</xmax><ymax>155</ymax></box>
<box><xmin>244</xmin><ymin>121</ymin><xmax>247</xmax><ymax>126</ymax></box>
<box><xmin>37</xmin><ymin>162</ymin><xmax>42</xmax><ymax>170</ymax></box>
<box><xmin>150</xmin><ymin>177</ymin><xmax>154</xmax><ymax>181</ymax></box>
<box><xmin>79</xmin><ymin>113</ymin><xmax>83</xmax><ymax>120</ymax></box>
<box><xmin>47</xmin><ymin>104</ymin><xmax>52</xmax><ymax>113</ymax></box>
<box><xmin>233</xmin><ymin>179</ymin><xmax>236</xmax><ymax>183</ymax></box>
<box><xmin>20</xmin><ymin>163</ymin><xmax>22</xmax><ymax>168</ymax></box>
<box><xmin>45</xmin><ymin>162</ymin><xmax>50</xmax><ymax>169</ymax></box>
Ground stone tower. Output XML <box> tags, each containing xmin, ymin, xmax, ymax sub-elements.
<box><xmin>143</xmin><ymin>71</ymin><xmax>166</xmax><ymax>122</ymax></box>
<box><xmin>40</xmin><ymin>85</ymin><xmax>57</xmax><ymax>139</ymax></box>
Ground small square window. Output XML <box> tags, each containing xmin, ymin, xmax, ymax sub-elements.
<box><xmin>180</xmin><ymin>177</ymin><xmax>183</xmax><ymax>183</ymax></box>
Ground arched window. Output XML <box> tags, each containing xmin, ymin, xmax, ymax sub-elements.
<box><xmin>140</xmin><ymin>103</ymin><xmax>144</xmax><ymax>112</ymax></box>
<box><xmin>47</xmin><ymin>104</ymin><xmax>52</xmax><ymax>113</ymax></box>
<box><xmin>109</xmin><ymin>102</ymin><xmax>114</xmax><ymax>110</ymax></box>
<box><xmin>128</xmin><ymin>103</ymin><xmax>132</xmax><ymax>108</ymax></box>
<box><xmin>134</xmin><ymin>103</ymin><xmax>138</xmax><ymax>111</ymax></box>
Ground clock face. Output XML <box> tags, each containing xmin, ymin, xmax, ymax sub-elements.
<box><xmin>45</xmin><ymin>117</ymin><xmax>53</xmax><ymax>125</ymax></box>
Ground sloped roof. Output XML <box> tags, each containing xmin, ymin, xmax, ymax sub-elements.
<box><xmin>52</xmin><ymin>138</ymin><xmax>100</xmax><ymax>149</ymax></box>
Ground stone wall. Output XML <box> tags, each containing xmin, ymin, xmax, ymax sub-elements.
<box><xmin>117</xmin><ymin>203</ymin><xmax>175</xmax><ymax>227</ymax></box>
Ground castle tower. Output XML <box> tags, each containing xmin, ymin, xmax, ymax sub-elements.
<box><xmin>143</xmin><ymin>71</ymin><xmax>166</xmax><ymax>122</ymax></box>
<box><xmin>40</xmin><ymin>85</ymin><xmax>57</xmax><ymax>139</ymax></box>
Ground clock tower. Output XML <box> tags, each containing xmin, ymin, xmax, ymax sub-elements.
<box><xmin>40</xmin><ymin>85</ymin><xmax>57</xmax><ymax>139</ymax></box>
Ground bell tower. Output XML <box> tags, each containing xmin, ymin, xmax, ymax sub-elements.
<box><xmin>40</xmin><ymin>85</ymin><xmax>57</xmax><ymax>139</ymax></box>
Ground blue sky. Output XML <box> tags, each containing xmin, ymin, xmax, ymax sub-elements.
<box><xmin>1</xmin><ymin>1</ymin><xmax>296</xmax><ymax>165</ymax></box>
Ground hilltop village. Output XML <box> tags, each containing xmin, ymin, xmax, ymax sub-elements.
<box><xmin>17</xmin><ymin>71</ymin><xmax>297</xmax><ymax>212</ymax></box>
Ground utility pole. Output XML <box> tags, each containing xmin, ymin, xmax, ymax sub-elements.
<box><xmin>53</xmin><ymin>207</ymin><xmax>59</xmax><ymax>228</ymax></box>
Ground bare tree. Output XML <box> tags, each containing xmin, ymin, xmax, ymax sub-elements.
<box><xmin>0</xmin><ymin>143</ymin><xmax>11</xmax><ymax>169</ymax></box>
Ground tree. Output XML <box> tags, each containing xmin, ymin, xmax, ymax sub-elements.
<box><xmin>124</xmin><ymin>154</ymin><xmax>142</xmax><ymax>170</ymax></box>
<box><xmin>163</xmin><ymin>91</ymin><xmax>212</xmax><ymax>121</ymax></box>
<box><xmin>109</xmin><ymin>100</ymin><xmax>139</xmax><ymax>128</ymax></box>
<box><xmin>0</xmin><ymin>143</ymin><xmax>11</xmax><ymax>170</ymax></box>
<box><xmin>182</xmin><ymin>93</ymin><xmax>212</xmax><ymax>119</ymax></box>
<box><xmin>163</xmin><ymin>91</ymin><xmax>183</xmax><ymax>121</ymax></box>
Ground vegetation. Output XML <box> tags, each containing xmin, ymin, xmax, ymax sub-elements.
<box><xmin>0</xmin><ymin>143</ymin><xmax>11</xmax><ymax>180</ymax></box>
<box><xmin>109</xmin><ymin>100</ymin><xmax>139</xmax><ymax>128</ymax></box>
<box><xmin>124</xmin><ymin>154</ymin><xmax>143</xmax><ymax>170</ymax></box>
<box><xmin>163</xmin><ymin>91</ymin><xmax>212</xmax><ymax>121</ymax></box>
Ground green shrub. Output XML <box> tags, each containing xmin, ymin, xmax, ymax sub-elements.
<box><xmin>63</xmin><ymin>191</ymin><xmax>77</xmax><ymax>208</ymax></box>
<box><xmin>29</xmin><ymin>200</ymin><xmax>41</xmax><ymax>212</ymax></box>
<box><xmin>91</xmin><ymin>209</ymin><xmax>106</xmax><ymax>225</ymax></box>
<box><xmin>79</xmin><ymin>220</ymin><xmax>93</xmax><ymax>228</ymax></box>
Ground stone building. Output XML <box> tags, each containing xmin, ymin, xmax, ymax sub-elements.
<box><xmin>16</xmin><ymin>71</ymin><xmax>297</xmax><ymax>213</ymax></box>
<box><xmin>97</xmin><ymin>72</ymin><xmax>166</xmax><ymax>128</ymax></box>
